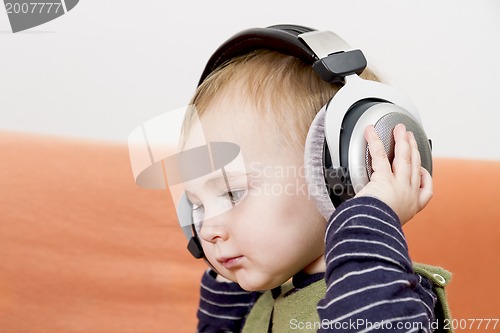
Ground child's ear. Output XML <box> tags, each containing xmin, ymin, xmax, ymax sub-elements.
<box><xmin>304</xmin><ymin>108</ymin><xmax>335</xmax><ymax>221</ymax></box>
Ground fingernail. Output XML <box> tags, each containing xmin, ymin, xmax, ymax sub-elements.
<box><xmin>394</xmin><ymin>124</ymin><xmax>405</xmax><ymax>134</ymax></box>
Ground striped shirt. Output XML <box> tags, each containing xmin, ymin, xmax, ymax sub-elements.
<box><xmin>196</xmin><ymin>196</ymin><xmax>437</xmax><ymax>332</ymax></box>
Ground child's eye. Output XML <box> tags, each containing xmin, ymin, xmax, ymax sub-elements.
<box><xmin>221</xmin><ymin>189</ymin><xmax>247</xmax><ymax>206</ymax></box>
<box><xmin>188</xmin><ymin>189</ymin><xmax>247</xmax><ymax>232</ymax></box>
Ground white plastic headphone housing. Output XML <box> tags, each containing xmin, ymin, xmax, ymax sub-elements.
<box><xmin>324</xmin><ymin>74</ymin><xmax>424</xmax><ymax>193</ymax></box>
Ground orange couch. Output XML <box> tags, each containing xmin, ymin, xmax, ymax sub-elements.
<box><xmin>1</xmin><ymin>131</ymin><xmax>499</xmax><ymax>333</ymax></box>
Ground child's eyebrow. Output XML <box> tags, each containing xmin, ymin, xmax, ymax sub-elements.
<box><xmin>204</xmin><ymin>170</ymin><xmax>254</xmax><ymax>188</ymax></box>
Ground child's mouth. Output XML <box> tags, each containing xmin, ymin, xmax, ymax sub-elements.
<box><xmin>219</xmin><ymin>256</ymin><xmax>243</xmax><ymax>269</ymax></box>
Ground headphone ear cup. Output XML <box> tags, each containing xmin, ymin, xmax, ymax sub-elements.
<box><xmin>364</xmin><ymin>111</ymin><xmax>433</xmax><ymax>179</ymax></box>
<box><xmin>323</xmin><ymin>100</ymin><xmax>384</xmax><ymax>207</ymax></box>
<box><xmin>344</xmin><ymin>103</ymin><xmax>433</xmax><ymax>193</ymax></box>
<box><xmin>322</xmin><ymin>100</ymin><xmax>433</xmax><ymax>208</ymax></box>
<box><xmin>304</xmin><ymin>107</ymin><xmax>335</xmax><ymax>221</ymax></box>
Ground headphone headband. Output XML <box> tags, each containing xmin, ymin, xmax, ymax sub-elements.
<box><xmin>198</xmin><ymin>25</ymin><xmax>317</xmax><ymax>85</ymax></box>
<box><xmin>198</xmin><ymin>24</ymin><xmax>367</xmax><ymax>86</ymax></box>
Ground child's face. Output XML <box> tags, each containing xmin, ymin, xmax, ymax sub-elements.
<box><xmin>183</xmin><ymin>93</ymin><xmax>326</xmax><ymax>291</ymax></box>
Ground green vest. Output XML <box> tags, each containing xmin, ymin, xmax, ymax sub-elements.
<box><xmin>242</xmin><ymin>263</ymin><xmax>452</xmax><ymax>333</ymax></box>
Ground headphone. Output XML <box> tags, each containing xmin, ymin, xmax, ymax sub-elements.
<box><xmin>180</xmin><ymin>24</ymin><xmax>432</xmax><ymax>260</ymax></box>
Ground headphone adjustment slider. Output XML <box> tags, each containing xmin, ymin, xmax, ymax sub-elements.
<box><xmin>312</xmin><ymin>50</ymin><xmax>367</xmax><ymax>83</ymax></box>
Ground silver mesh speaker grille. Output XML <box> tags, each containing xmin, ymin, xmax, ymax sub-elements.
<box><xmin>365</xmin><ymin>113</ymin><xmax>432</xmax><ymax>178</ymax></box>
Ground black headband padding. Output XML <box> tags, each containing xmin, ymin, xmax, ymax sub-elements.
<box><xmin>198</xmin><ymin>25</ymin><xmax>318</xmax><ymax>86</ymax></box>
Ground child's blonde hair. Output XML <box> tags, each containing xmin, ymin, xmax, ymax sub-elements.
<box><xmin>185</xmin><ymin>49</ymin><xmax>379</xmax><ymax>152</ymax></box>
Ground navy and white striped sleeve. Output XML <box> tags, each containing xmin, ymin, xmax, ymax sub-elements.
<box><xmin>196</xmin><ymin>269</ymin><xmax>260</xmax><ymax>333</ymax></box>
<box><xmin>317</xmin><ymin>196</ymin><xmax>437</xmax><ymax>332</ymax></box>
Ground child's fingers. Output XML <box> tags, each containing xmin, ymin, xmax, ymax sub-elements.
<box><xmin>365</xmin><ymin>125</ymin><xmax>391</xmax><ymax>175</ymax></box>
<box><xmin>408</xmin><ymin>131</ymin><xmax>422</xmax><ymax>189</ymax></box>
<box><xmin>392</xmin><ymin>124</ymin><xmax>412</xmax><ymax>184</ymax></box>
<box><xmin>418</xmin><ymin>166</ymin><xmax>433</xmax><ymax>208</ymax></box>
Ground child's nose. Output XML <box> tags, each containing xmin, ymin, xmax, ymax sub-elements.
<box><xmin>198</xmin><ymin>214</ymin><xmax>229</xmax><ymax>244</ymax></box>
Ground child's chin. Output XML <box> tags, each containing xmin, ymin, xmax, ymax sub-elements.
<box><xmin>235</xmin><ymin>274</ymin><xmax>283</xmax><ymax>292</ymax></box>
<box><xmin>238</xmin><ymin>282</ymin><xmax>263</xmax><ymax>292</ymax></box>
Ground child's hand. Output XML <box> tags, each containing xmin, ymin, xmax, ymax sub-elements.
<box><xmin>355</xmin><ymin>124</ymin><xmax>433</xmax><ymax>225</ymax></box>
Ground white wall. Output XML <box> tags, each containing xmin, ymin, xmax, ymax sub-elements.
<box><xmin>1</xmin><ymin>0</ymin><xmax>499</xmax><ymax>160</ymax></box>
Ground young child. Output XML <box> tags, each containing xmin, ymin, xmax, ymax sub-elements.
<box><xmin>173</xmin><ymin>25</ymin><xmax>451</xmax><ymax>332</ymax></box>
